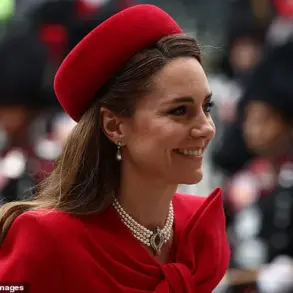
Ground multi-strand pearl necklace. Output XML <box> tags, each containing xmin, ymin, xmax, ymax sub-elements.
<box><xmin>112</xmin><ymin>197</ymin><xmax>174</xmax><ymax>255</ymax></box>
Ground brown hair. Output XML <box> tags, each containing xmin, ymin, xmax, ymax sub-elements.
<box><xmin>0</xmin><ymin>33</ymin><xmax>201</xmax><ymax>243</ymax></box>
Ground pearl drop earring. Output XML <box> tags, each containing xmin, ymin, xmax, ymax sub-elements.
<box><xmin>116</xmin><ymin>142</ymin><xmax>122</xmax><ymax>161</ymax></box>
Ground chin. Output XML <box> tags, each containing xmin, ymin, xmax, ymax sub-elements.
<box><xmin>247</xmin><ymin>143</ymin><xmax>269</xmax><ymax>156</ymax></box>
<box><xmin>178</xmin><ymin>171</ymin><xmax>203</xmax><ymax>185</ymax></box>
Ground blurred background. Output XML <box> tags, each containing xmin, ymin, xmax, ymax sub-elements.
<box><xmin>0</xmin><ymin>0</ymin><xmax>293</xmax><ymax>292</ymax></box>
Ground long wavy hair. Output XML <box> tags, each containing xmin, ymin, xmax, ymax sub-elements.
<box><xmin>0</xmin><ymin>33</ymin><xmax>201</xmax><ymax>243</ymax></box>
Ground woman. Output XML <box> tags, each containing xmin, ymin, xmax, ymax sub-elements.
<box><xmin>0</xmin><ymin>4</ymin><xmax>230</xmax><ymax>293</ymax></box>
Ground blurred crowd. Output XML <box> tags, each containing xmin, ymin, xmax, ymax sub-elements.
<box><xmin>208</xmin><ymin>0</ymin><xmax>293</xmax><ymax>292</ymax></box>
<box><xmin>0</xmin><ymin>0</ymin><xmax>293</xmax><ymax>292</ymax></box>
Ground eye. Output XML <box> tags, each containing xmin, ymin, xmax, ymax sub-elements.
<box><xmin>168</xmin><ymin>105</ymin><xmax>188</xmax><ymax>116</ymax></box>
<box><xmin>203</xmin><ymin>101</ymin><xmax>215</xmax><ymax>113</ymax></box>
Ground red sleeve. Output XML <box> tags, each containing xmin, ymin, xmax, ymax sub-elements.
<box><xmin>0</xmin><ymin>212</ymin><xmax>63</xmax><ymax>292</ymax></box>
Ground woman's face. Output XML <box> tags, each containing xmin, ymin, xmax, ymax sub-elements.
<box><xmin>122</xmin><ymin>57</ymin><xmax>215</xmax><ymax>185</ymax></box>
<box><xmin>243</xmin><ymin>101</ymin><xmax>292</xmax><ymax>155</ymax></box>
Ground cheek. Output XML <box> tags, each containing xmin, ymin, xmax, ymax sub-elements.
<box><xmin>127</xmin><ymin>118</ymin><xmax>183</xmax><ymax>158</ymax></box>
<box><xmin>209</xmin><ymin>117</ymin><xmax>216</xmax><ymax>137</ymax></box>
<box><xmin>265</xmin><ymin>123</ymin><xmax>286</xmax><ymax>141</ymax></box>
<box><xmin>244</xmin><ymin>121</ymin><xmax>284</xmax><ymax>146</ymax></box>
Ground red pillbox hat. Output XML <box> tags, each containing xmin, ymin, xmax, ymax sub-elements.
<box><xmin>54</xmin><ymin>4</ymin><xmax>182</xmax><ymax>121</ymax></box>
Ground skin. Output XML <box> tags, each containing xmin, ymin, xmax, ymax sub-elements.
<box><xmin>230</xmin><ymin>37</ymin><xmax>261</xmax><ymax>74</ymax></box>
<box><xmin>101</xmin><ymin>57</ymin><xmax>215</xmax><ymax>263</ymax></box>
<box><xmin>0</xmin><ymin>106</ymin><xmax>35</xmax><ymax>146</ymax></box>
<box><xmin>243</xmin><ymin>101</ymin><xmax>293</xmax><ymax>158</ymax></box>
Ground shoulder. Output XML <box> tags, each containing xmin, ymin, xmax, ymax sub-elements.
<box><xmin>0</xmin><ymin>209</ymin><xmax>88</xmax><ymax>275</ymax></box>
<box><xmin>1</xmin><ymin>209</ymin><xmax>85</xmax><ymax>250</ymax></box>
<box><xmin>173</xmin><ymin>188</ymin><xmax>223</xmax><ymax>218</ymax></box>
<box><xmin>0</xmin><ymin>210</ymin><xmax>72</xmax><ymax>287</ymax></box>
<box><xmin>10</xmin><ymin>208</ymin><xmax>81</xmax><ymax>230</ymax></box>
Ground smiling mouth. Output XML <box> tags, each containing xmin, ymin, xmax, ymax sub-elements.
<box><xmin>174</xmin><ymin>148</ymin><xmax>203</xmax><ymax>157</ymax></box>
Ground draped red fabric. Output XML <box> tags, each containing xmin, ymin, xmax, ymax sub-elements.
<box><xmin>0</xmin><ymin>188</ymin><xmax>230</xmax><ymax>292</ymax></box>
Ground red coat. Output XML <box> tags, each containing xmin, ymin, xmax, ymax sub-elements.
<box><xmin>0</xmin><ymin>188</ymin><xmax>229</xmax><ymax>292</ymax></box>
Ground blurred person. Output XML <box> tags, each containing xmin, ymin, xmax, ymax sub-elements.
<box><xmin>211</xmin><ymin>1</ymin><xmax>269</xmax><ymax>123</ymax></box>
<box><xmin>0</xmin><ymin>5</ymin><xmax>230</xmax><ymax>293</ymax></box>
<box><xmin>209</xmin><ymin>0</ymin><xmax>271</xmax><ymax>179</ymax></box>
<box><xmin>225</xmin><ymin>39</ymin><xmax>293</xmax><ymax>293</ymax></box>
<box><xmin>0</xmin><ymin>32</ymin><xmax>61</xmax><ymax>203</ymax></box>
<box><xmin>210</xmin><ymin>24</ymin><xmax>267</xmax><ymax>178</ymax></box>
<box><xmin>209</xmin><ymin>26</ymin><xmax>267</xmax><ymax>219</ymax></box>
<box><xmin>220</xmin><ymin>25</ymin><xmax>265</xmax><ymax>84</ymax></box>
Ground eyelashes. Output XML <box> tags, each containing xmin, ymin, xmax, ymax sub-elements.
<box><xmin>168</xmin><ymin>101</ymin><xmax>215</xmax><ymax>116</ymax></box>
<box><xmin>204</xmin><ymin>101</ymin><xmax>215</xmax><ymax>113</ymax></box>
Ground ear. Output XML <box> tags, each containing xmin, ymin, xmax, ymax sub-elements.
<box><xmin>100</xmin><ymin>106</ymin><xmax>127</xmax><ymax>143</ymax></box>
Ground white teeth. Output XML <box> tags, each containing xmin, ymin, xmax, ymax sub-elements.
<box><xmin>176</xmin><ymin>149</ymin><xmax>203</xmax><ymax>156</ymax></box>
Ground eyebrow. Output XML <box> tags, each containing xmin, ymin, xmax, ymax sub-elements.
<box><xmin>163</xmin><ymin>92</ymin><xmax>213</xmax><ymax>105</ymax></box>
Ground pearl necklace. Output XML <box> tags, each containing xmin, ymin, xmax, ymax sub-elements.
<box><xmin>112</xmin><ymin>197</ymin><xmax>174</xmax><ymax>255</ymax></box>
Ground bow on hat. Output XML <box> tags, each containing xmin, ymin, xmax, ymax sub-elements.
<box><xmin>54</xmin><ymin>4</ymin><xmax>183</xmax><ymax>121</ymax></box>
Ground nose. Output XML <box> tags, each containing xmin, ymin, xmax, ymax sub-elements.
<box><xmin>190</xmin><ymin>114</ymin><xmax>215</xmax><ymax>141</ymax></box>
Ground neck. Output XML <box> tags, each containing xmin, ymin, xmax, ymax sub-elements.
<box><xmin>117</xmin><ymin>161</ymin><xmax>177</xmax><ymax>229</ymax></box>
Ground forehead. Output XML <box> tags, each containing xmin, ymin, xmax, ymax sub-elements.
<box><xmin>245</xmin><ymin>101</ymin><xmax>276</xmax><ymax>117</ymax></box>
<box><xmin>150</xmin><ymin>57</ymin><xmax>210</xmax><ymax>102</ymax></box>
<box><xmin>244</xmin><ymin>101</ymin><xmax>287</xmax><ymax>126</ymax></box>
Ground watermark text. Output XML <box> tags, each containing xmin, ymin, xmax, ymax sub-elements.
<box><xmin>0</xmin><ymin>283</ymin><xmax>29</xmax><ymax>293</ymax></box>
